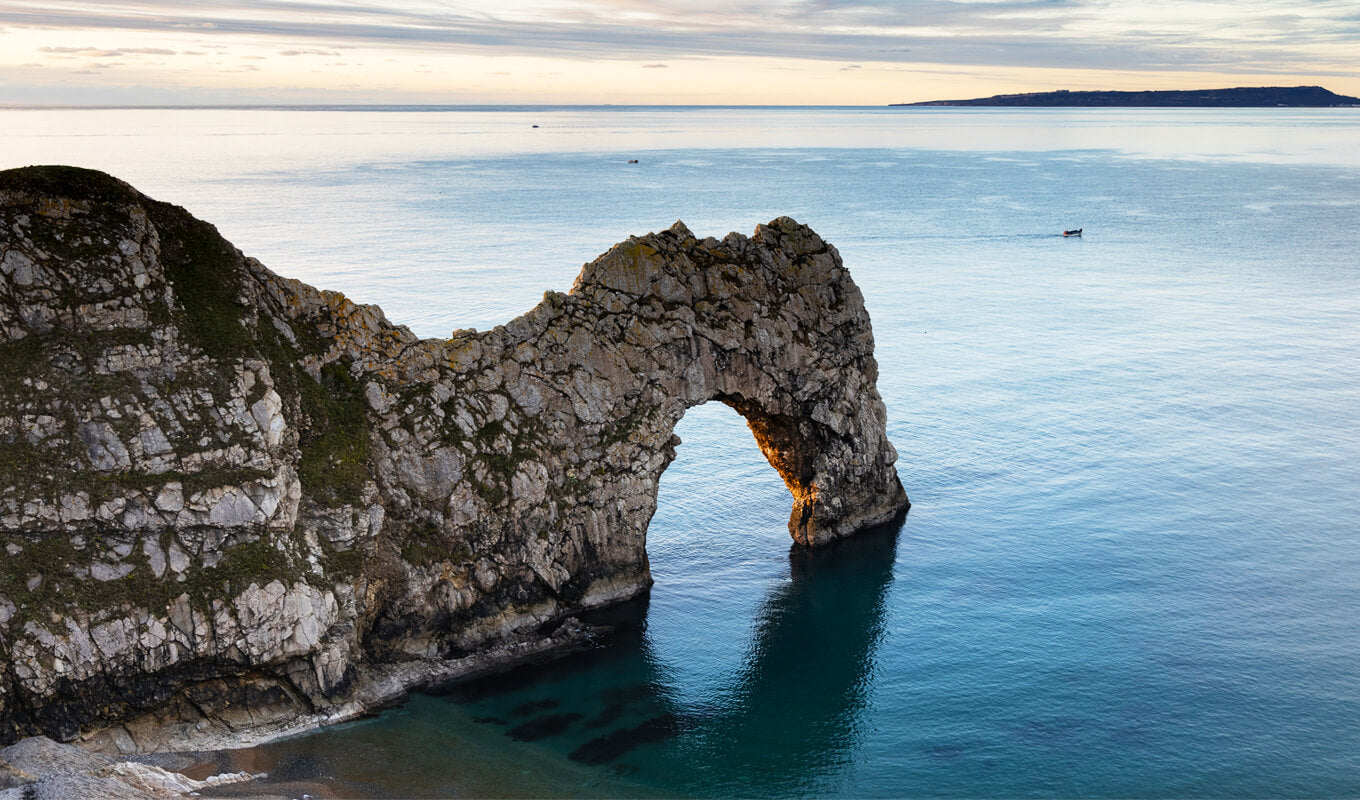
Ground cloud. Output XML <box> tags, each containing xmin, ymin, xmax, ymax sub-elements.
<box><xmin>1</xmin><ymin>0</ymin><xmax>1358</xmax><ymax>76</ymax></box>
<box><xmin>39</xmin><ymin>46</ymin><xmax>123</xmax><ymax>57</ymax></box>
<box><xmin>840</xmin><ymin>64</ymin><xmax>861</xmax><ymax>71</ymax></box>
<box><xmin>642</xmin><ymin>63</ymin><xmax>668</xmax><ymax>68</ymax></box>
<box><xmin>279</xmin><ymin>48</ymin><xmax>340</xmax><ymax>56</ymax></box>
<box><xmin>37</xmin><ymin>45</ymin><xmax>175</xmax><ymax>57</ymax></box>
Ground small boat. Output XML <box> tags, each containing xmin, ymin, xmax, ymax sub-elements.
<box><xmin>1063</xmin><ymin>228</ymin><xmax>1082</xmax><ymax>237</ymax></box>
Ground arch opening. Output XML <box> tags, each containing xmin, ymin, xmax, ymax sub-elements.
<box><xmin>646</xmin><ymin>400</ymin><xmax>795</xmax><ymax>692</ymax></box>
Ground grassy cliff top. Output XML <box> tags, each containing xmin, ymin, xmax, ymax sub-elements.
<box><xmin>0</xmin><ymin>165</ymin><xmax>145</xmax><ymax>205</ymax></box>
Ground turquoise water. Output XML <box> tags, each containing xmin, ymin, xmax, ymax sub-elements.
<box><xmin>4</xmin><ymin>107</ymin><xmax>1360</xmax><ymax>797</ymax></box>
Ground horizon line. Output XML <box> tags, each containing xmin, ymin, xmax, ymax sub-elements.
<box><xmin>5</xmin><ymin>102</ymin><xmax>1359</xmax><ymax>112</ymax></box>
<box><xmin>1</xmin><ymin>102</ymin><xmax>880</xmax><ymax>111</ymax></box>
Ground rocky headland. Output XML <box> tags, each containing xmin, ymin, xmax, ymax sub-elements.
<box><xmin>0</xmin><ymin>165</ymin><xmax>908</xmax><ymax>762</ymax></box>
<box><xmin>895</xmin><ymin>85</ymin><xmax>1360</xmax><ymax>107</ymax></box>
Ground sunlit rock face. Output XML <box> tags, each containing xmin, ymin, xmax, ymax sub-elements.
<box><xmin>0</xmin><ymin>166</ymin><xmax>908</xmax><ymax>748</ymax></box>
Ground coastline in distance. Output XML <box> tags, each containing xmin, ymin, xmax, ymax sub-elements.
<box><xmin>893</xmin><ymin>85</ymin><xmax>1360</xmax><ymax>107</ymax></box>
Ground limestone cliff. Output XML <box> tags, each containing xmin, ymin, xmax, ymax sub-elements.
<box><xmin>0</xmin><ymin>166</ymin><xmax>908</xmax><ymax>749</ymax></box>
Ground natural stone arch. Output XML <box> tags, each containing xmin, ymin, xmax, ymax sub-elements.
<box><xmin>566</xmin><ymin>217</ymin><xmax>908</xmax><ymax>549</ymax></box>
<box><xmin>364</xmin><ymin>217</ymin><xmax>910</xmax><ymax>642</ymax></box>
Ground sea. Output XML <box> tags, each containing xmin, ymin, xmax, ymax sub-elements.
<box><xmin>3</xmin><ymin>106</ymin><xmax>1359</xmax><ymax>798</ymax></box>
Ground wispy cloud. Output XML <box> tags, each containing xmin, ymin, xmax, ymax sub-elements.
<box><xmin>38</xmin><ymin>46</ymin><xmax>123</xmax><ymax>57</ymax></box>
<box><xmin>1</xmin><ymin>0</ymin><xmax>1357</xmax><ymax>77</ymax></box>
<box><xmin>37</xmin><ymin>44</ymin><xmax>175</xmax><ymax>56</ymax></box>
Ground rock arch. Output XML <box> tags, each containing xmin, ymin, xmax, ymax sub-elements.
<box><xmin>569</xmin><ymin>216</ymin><xmax>909</xmax><ymax>551</ymax></box>
<box><xmin>364</xmin><ymin>217</ymin><xmax>910</xmax><ymax>637</ymax></box>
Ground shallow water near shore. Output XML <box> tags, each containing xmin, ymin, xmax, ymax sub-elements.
<box><xmin>4</xmin><ymin>106</ymin><xmax>1360</xmax><ymax>797</ymax></box>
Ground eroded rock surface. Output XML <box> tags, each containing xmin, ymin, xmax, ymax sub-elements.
<box><xmin>0</xmin><ymin>166</ymin><xmax>908</xmax><ymax>748</ymax></box>
<box><xmin>0</xmin><ymin>735</ymin><xmax>259</xmax><ymax>798</ymax></box>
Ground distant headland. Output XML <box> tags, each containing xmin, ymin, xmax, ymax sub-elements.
<box><xmin>893</xmin><ymin>85</ymin><xmax>1360</xmax><ymax>108</ymax></box>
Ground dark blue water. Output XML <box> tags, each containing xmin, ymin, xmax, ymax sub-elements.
<box><xmin>5</xmin><ymin>108</ymin><xmax>1358</xmax><ymax>797</ymax></box>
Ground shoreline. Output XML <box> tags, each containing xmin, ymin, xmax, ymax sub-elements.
<box><xmin>3</xmin><ymin>616</ymin><xmax>615</xmax><ymax>799</ymax></box>
<box><xmin>78</xmin><ymin>612</ymin><xmax>614</xmax><ymax>757</ymax></box>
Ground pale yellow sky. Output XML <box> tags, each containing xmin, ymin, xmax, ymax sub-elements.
<box><xmin>1</xmin><ymin>0</ymin><xmax>1357</xmax><ymax>105</ymax></box>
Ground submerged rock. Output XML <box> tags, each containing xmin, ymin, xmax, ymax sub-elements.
<box><xmin>0</xmin><ymin>165</ymin><xmax>909</xmax><ymax>749</ymax></box>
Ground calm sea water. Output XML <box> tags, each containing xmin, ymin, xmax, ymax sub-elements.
<box><xmin>4</xmin><ymin>107</ymin><xmax>1360</xmax><ymax>798</ymax></box>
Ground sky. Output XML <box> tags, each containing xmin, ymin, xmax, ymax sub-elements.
<box><xmin>0</xmin><ymin>0</ymin><xmax>1357</xmax><ymax>105</ymax></box>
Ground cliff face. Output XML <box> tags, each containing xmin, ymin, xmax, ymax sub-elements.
<box><xmin>0</xmin><ymin>166</ymin><xmax>908</xmax><ymax>749</ymax></box>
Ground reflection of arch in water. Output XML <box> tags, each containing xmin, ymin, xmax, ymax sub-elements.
<box><xmin>562</xmin><ymin>515</ymin><xmax>904</xmax><ymax>796</ymax></box>
<box><xmin>659</xmin><ymin>518</ymin><xmax>904</xmax><ymax>796</ymax></box>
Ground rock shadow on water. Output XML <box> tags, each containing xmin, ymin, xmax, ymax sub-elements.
<box><xmin>584</xmin><ymin>702</ymin><xmax>626</xmax><ymax>730</ymax></box>
<box><xmin>472</xmin><ymin>715</ymin><xmax>508</xmax><ymax>726</ymax></box>
<box><xmin>510</xmin><ymin>698</ymin><xmax>562</xmax><ymax>717</ymax></box>
<box><xmin>569</xmin><ymin>713</ymin><xmax>687</xmax><ymax>765</ymax></box>
<box><xmin>507</xmin><ymin>712</ymin><xmax>584</xmax><ymax>742</ymax></box>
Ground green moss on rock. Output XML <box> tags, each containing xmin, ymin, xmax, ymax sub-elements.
<box><xmin>0</xmin><ymin>532</ymin><xmax>302</xmax><ymax>626</ymax></box>
<box><xmin>146</xmin><ymin>201</ymin><xmax>255</xmax><ymax>359</ymax></box>
<box><xmin>319</xmin><ymin>541</ymin><xmax>366</xmax><ymax>579</ymax></box>
<box><xmin>0</xmin><ymin>335</ymin><xmax>44</xmax><ymax>392</ymax></box>
<box><xmin>298</xmin><ymin>362</ymin><xmax>372</xmax><ymax>507</ymax></box>
<box><xmin>400</xmin><ymin>522</ymin><xmax>471</xmax><ymax>567</ymax></box>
